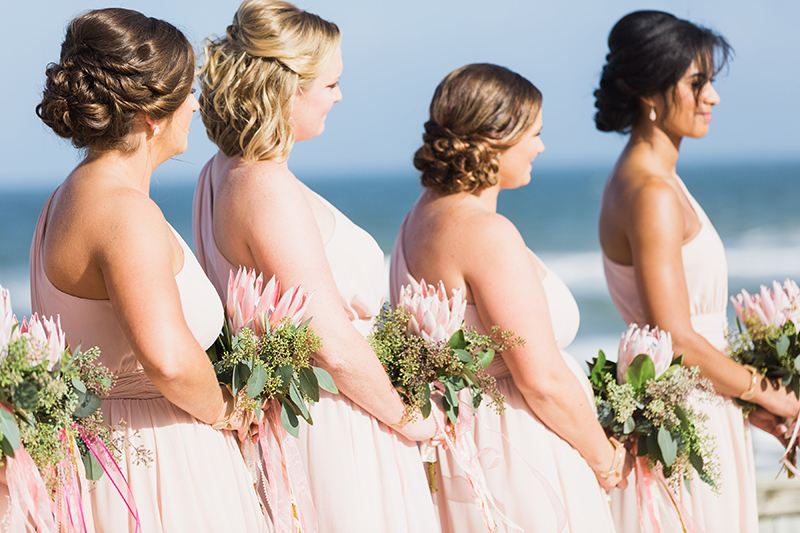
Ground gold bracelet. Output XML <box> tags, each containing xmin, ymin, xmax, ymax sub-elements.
<box><xmin>740</xmin><ymin>365</ymin><xmax>758</xmax><ymax>401</ymax></box>
<box><xmin>595</xmin><ymin>437</ymin><xmax>625</xmax><ymax>479</ymax></box>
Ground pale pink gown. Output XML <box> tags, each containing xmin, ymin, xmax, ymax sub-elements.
<box><xmin>390</xmin><ymin>218</ymin><xmax>617</xmax><ymax>533</ymax></box>
<box><xmin>603</xmin><ymin>176</ymin><xmax>758</xmax><ymax>533</ymax></box>
<box><xmin>30</xmin><ymin>194</ymin><xmax>268</xmax><ymax>533</ymax></box>
<box><xmin>193</xmin><ymin>157</ymin><xmax>440</xmax><ymax>532</ymax></box>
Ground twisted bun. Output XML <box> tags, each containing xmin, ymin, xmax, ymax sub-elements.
<box><xmin>36</xmin><ymin>8</ymin><xmax>194</xmax><ymax>151</ymax></box>
<box><xmin>199</xmin><ymin>0</ymin><xmax>340</xmax><ymax>162</ymax></box>
<box><xmin>594</xmin><ymin>10</ymin><xmax>731</xmax><ymax>134</ymax></box>
<box><xmin>414</xmin><ymin>64</ymin><xmax>542</xmax><ymax>195</ymax></box>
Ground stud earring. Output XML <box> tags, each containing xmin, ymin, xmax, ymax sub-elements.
<box><xmin>153</xmin><ymin>125</ymin><xmax>160</xmax><ymax>135</ymax></box>
<box><xmin>649</xmin><ymin>107</ymin><xmax>657</xmax><ymax>122</ymax></box>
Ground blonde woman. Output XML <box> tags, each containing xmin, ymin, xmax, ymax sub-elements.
<box><xmin>390</xmin><ymin>63</ymin><xmax>632</xmax><ymax>533</ymax></box>
<box><xmin>193</xmin><ymin>1</ymin><xmax>441</xmax><ymax>531</ymax></box>
<box><xmin>32</xmin><ymin>8</ymin><xmax>265</xmax><ymax>532</ymax></box>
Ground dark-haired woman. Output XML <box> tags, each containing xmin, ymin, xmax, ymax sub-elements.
<box><xmin>390</xmin><ymin>63</ymin><xmax>632</xmax><ymax>533</ymax></box>
<box><xmin>595</xmin><ymin>10</ymin><xmax>799</xmax><ymax>532</ymax></box>
<box><xmin>32</xmin><ymin>9</ymin><xmax>267</xmax><ymax>532</ymax></box>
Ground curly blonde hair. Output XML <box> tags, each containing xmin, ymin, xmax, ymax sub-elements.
<box><xmin>199</xmin><ymin>0</ymin><xmax>340</xmax><ymax>162</ymax></box>
<box><xmin>414</xmin><ymin>64</ymin><xmax>542</xmax><ymax>194</ymax></box>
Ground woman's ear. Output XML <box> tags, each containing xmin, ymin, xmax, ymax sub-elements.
<box><xmin>142</xmin><ymin>113</ymin><xmax>165</xmax><ymax>136</ymax></box>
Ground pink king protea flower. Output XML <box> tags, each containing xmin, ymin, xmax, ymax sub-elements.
<box><xmin>18</xmin><ymin>313</ymin><xmax>65</xmax><ymax>371</ymax></box>
<box><xmin>396</xmin><ymin>279</ymin><xmax>467</xmax><ymax>343</ymax></box>
<box><xmin>731</xmin><ymin>279</ymin><xmax>800</xmax><ymax>330</ymax></box>
<box><xmin>617</xmin><ymin>323</ymin><xmax>674</xmax><ymax>384</ymax></box>
<box><xmin>226</xmin><ymin>267</ymin><xmax>313</xmax><ymax>337</ymax></box>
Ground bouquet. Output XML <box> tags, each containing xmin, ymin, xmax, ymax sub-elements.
<box><xmin>371</xmin><ymin>280</ymin><xmax>520</xmax><ymax>532</ymax></box>
<box><xmin>208</xmin><ymin>267</ymin><xmax>335</xmax><ymax>438</ymax></box>
<box><xmin>370</xmin><ymin>281</ymin><xmax>508</xmax><ymax>426</ymax></box>
<box><xmin>589</xmin><ymin>324</ymin><xmax>719</xmax><ymax>491</ymax></box>
<box><xmin>0</xmin><ymin>285</ymin><xmax>139</xmax><ymax>531</ymax></box>
<box><xmin>589</xmin><ymin>323</ymin><xmax>720</xmax><ymax>532</ymax></box>
<box><xmin>208</xmin><ymin>267</ymin><xmax>334</xmax><ymax>533</ymax></box>
<box><xmin>729</xmin><ymin>279</ymin><xmax>800</xmax><ymax>473</ymax></box>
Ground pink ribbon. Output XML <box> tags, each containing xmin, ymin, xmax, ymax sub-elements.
<box><xmin>56</xmin><ymin>425</ymin><xmax>141</xmax><ymax>533</ymax></box>
<box><xmin>5</xmin><ymin>446</ymin><xmax>58</xmax><ymax>532</ymax></box>
<box><xmin>780</xmin><ymin>416</ymin><xmax>800</xmax><ymax>476</ymax></box>
<box><xmin>258</xmin><ymin>400</ymin><xmax>318</xmax><ymax>533</ymax></box>
<box><xmin>634</xmin><ymin>457</ymin><xmax>703</xmax><ymax>533</ymax></box>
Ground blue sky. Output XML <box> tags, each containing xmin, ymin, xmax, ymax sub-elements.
<box><xmin>2</xmin><ymin>0</ymin><xmax>798</xmax><ymax>188</ymax></box>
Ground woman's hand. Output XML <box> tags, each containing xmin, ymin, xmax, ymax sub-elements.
<box><xmin>592</xmin><ymin>438</ymin><xmax>633</xmax><ymax>491</ymax></box>
<box><xmin>748</xmin><ymin>405</ymin><xmax>790</xmax><ymax>445</ymax></box>
<box><xmin>213</xmin><ymin>387</ymin><xmax>259</xmax><ymax>443</ymax></box>
<box><xmin>754</xmin><ymin>379</ymin><xmax>800</xmax><ymax>421</ymax></box>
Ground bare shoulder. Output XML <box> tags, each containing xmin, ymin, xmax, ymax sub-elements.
<box><xmin>609</xmin><ymin>166</ymin><xmax>683</xmax><ymax>224</ymax></box>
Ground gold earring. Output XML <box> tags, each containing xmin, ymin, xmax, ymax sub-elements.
<box><xmin>649</xmin><ymin>107</ymin><xmax>657</xmax><ymax>122</ymax></box>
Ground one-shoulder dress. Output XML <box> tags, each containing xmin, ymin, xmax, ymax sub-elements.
<box><xmin>30</xmin><ymin>193</ymin><xmax>268</xmax><ymax>533</ymax></box>
<box><xmin>193</xmin><ymin>158</ymin><xmax>440</xmax><ymax>532</ymax></box>
<box><xmin>390</xmin><ymin>218</ymin><xmax>617</xmax><ymax>533</ymax></box>
<box><xmin>602</xmin><ymin>176</ymin><xmax>758</xmax><ymax>533</ymax></box>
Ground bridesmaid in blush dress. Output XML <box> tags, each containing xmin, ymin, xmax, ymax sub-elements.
<box><xmin>193</xmin><ymin>1</ymin><xmax>442</xmax><ymax>531</ymax></box>
<box><xmin>389</xmin><ymin>63</ymin><xmax>632</xmax><ymax>533</ymax></box>
<box><xmin>31</xmin><ymin>9</ymin><xmax>266</xmax><ymax>532</ymax></box>
<box><xmin>595</xmin><ymin>10</ymin><xmax>800</xmax><ymax>532</ymax></box>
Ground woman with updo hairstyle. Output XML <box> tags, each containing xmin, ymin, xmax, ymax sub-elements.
<box><xmin>192</xmin><ymin>1</ymin><xmax>443</xmax><ymax>531</ymax></box>
<box><xmin>390</xmin><ymin>63</ymin><xmax>632</xmax><ymax>532</ymax></box>
<box><xmin>596</xmin><ymin>10</ymin><xmax>798</xmax><ymax>532</ymax></box>
<box><xmin>32</xmin><ymin>8</ymin><xmax>267</xmax><ymax>532</ymax></box>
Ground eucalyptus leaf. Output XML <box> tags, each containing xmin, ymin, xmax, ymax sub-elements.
<box><xmin>81</xmin><ymin>446</ymin><xmax>103</xmax><ymax>481</ymax></box>
<box><xmin>782</xmin><ymin>374</ymin><xmax>793</xmax><ymax>387</ymax></box>
<box><xmin>626</xmin><ymin>354</ymin><xmax>656</xmax><ymax>391</ymax></box>
<box><xmin>689</xmin><ymin>450</ymin><xmax>705</xmax><ymax>476</ymax></box>
<box><xmin>312</xmin><ymin>366</ymin><xmax>338</xmax><ymax>394</ymax></box>
<box><xmin>289</xmin><ymin>382</ymin><xmax>310</xmax><ymax>422</ymax></box>
<box><xmin>454</xmin><ymin>349</ymin><xmax>472</xmax><ymax>363</ymax></box>
<box><xmin>792</xmin><ymin>376</ymin><xmax>800</xmax><ymax>400</ymax></box>
<box><xmin>0</xmin><ymin>410</ymin><xmax>20</xmax><ymax>450</ymax></box>
<box><xmin>71</xmin><ymin>376</ymin><xmax>87</xmax><ymax>394</ymax></box>
<box><xmin>623</xmin><ymin>416</ymin><xmax>636</xmax><ymax>435</ymax></box>
<box><xmin>647</xmin><ymin>431</ymin><xmax>663</xmax><ymax>463</ymax></box>
<box><xmin>449</xmin><ymin>330</ymin><xmax>466</xmax><ymax>351</ymax></box>
<box><xmin>673</xmin><ymin>405</ymin><xmax>691</xmax><ymax>433</ymax></box>
<box><xmin>232</xmin><ymin>363</ymin><xmax>251</xmax><ymax>397</ymax></box>
<box><xmin>0</xmin><ymin>436</ymin><xmax>15</xmax><ymax>458</ymax></box>
<box><xmin>658</xmin><ymin>427</ymin><xmax>677</xmax><ymax>466</ymax></box>
<box><xmin>637</xmin><ymin>433</ymin><xmax>649</xmax><ymax>457</ymax></box>
<box><xmin>206</xmin><ymin>342</ymin><xmax>219</xmax><ymax>364</ymax></box>
<box><xmin>461</xmin><ymin>367</ymin><xmax>477</xmax><ymax>387</ymax></box>
<box><xmin>777</xmin><ymin>335</ymin><xmax>790</xmax><ymax>357</ymax></box>
<box><xmin>73</xmin><ymin>390</ymin><xmax>102</xmax><ymax>418</ymax></box>
<box><xmin>12</xmin><ymin>381</ymin><xmax>39</xmax><ymax>412</ymax></box>
<box><xmin>684</xmin><ymin>476</ymin><xmax>692</xmax><ymax>496</ymax></box>
<box><xmin>472</xmin><ymin>390</ymin><xmax>483</xmax><ymax>410</ymax></box>
<box><xmin>795</xmin><ymin>355</ymin><xmax>800</xmax><ymax>373</ymax></box>
<box><xmin>275</xmin><ymin>365</ymin><xmax>294</xmax><ymax>392</ymax></box>
<box><xmin>420</xmin><ymin>399</ymin><xmax>432</xmax><ymax>419</ymax></box>
<box><xmin>477</xmin><ymin>348</ymin><xmax>495</xmax><ymax>369</ymax></box>
<box><xmin>280</xmin><ymin>400</ymin><xmax>300</xmax><ymax>438</ymax></box>
<box><xmin>442</xmin><ymin>383</ymin><xmax>459</xmax><ymax>425</ymax></box>
<box><xmin>421</xmin><ymin>384</ymin><xmax>431</xmax><ymax>403</ymax></box>
<box><xmin>246</xmin><ymin>364</ymin><xmax>269</xmax><ymax>400</ymax></box>
<box><xmin>670</xmin><ymin>354</ymin><xmax>684</xmax><ymax>367</ymax></box>
<box><xmin>298</xmin><ymin>367</ymin><xmax>320</xmax><ymax>402</ymax></box>
<box><xmin>297</xmin><ymin>317</ymin><xmax>312</xmax><ymax>331</ymax></box>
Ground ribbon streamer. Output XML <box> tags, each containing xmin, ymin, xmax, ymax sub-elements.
<box><xmin>5</xmin><ymin>446</ymin><xmax>58</xmax><ymax>532</ymax></box>
<box><xmin>634</xmin><ymin>457</ymin><xmax>703</xmax><ymax>533</ymax></box>
<box><xmin>257</xmin><ymin>400</ymin><xmax>318</xmax><ymax>533</ymax></box>
<box><xmin>780</xmin><ymin>416</ymin><xmax>800</xmax><ymax>476</ymax></box>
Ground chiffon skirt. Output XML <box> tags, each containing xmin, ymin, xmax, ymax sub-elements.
<box><xmin>297</xmin><ymin>391</ymin><xmax>439</xmax><ymax>532</ymax></box>
<box><xmin>433</xmin><ymin>353</ymin><xmax>616</xmax><ymax>533</ymax></box>
<box><xmin>90</xmin><ymin>396</ymin><xmax>268</xmax><ymax>533</ymax></box>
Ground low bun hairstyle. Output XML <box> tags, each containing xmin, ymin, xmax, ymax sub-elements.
<box><xmin>414</xmin><ymin>64</ymin><xmax>542</xmax><ymax>195</ymax></box>
<box><xmin>594</xmin><ymin>10</ymin><xmax>732</xmax><ymax>134</ymax></box>
<box><xmin>36</xmin><ymin>8</ymin><xmax>195</xmax><ymax>152</ymax></box>
<box><xmin>199</xmin><ymin>0</ymin><xmax>340</xmax><ymax>162</ymax></box>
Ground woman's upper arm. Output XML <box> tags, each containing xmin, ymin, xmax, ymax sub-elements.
<box><xmin>624</xmin><ymin>181</ymin><xmax>696</xmax><ymax>339</ymax></box>
<box><xmin>96</xmin><ymin>194</ymin><xmax>202</xmax><ymax>376</ymax></box>
<box><xmin>461</xmin><ymin>215</ymin><xmax>565</xmax><ymax>390</ymax></box>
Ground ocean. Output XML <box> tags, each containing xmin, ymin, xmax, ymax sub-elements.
<box><xmin>2</xmin><ymin>159</ymin><xmax>799</xmax><ymax>475</ymax></box>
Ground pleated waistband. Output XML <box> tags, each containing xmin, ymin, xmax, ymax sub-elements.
<box><xmin>107</xmin><ymin>371</ymin><xmax>164</xmax><ymax>400</ymax></box>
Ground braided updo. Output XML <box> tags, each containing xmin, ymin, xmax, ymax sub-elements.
<box><xmin>199</xmin><ymin>0</ymin><xmax>340</xmax><ymax>162</ymax></box>
<box><xmin>414</xmin><ymin>64</ymin><xmax>542</xmax><ymax>195</ymax></box>
<box><xmin>594</xmin><ymin>10</ymin><xmax>731</xmax><ymax>134</ymax></box>
<box><xmin>36</xmin><ymin>8</ymin><xmax>195</xmax><ymax>152</ymax></box>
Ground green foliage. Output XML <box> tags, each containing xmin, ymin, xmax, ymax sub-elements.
<box><xmin>729</xmin><ymin>318</ymin><xmax>800</xmax><ymax>400</ymax></box>
<box><xmin>368</xmin><ymin>303</ymin><xmax>514</xmax><ymax>424</ymax></box>
<box><xmin>587</xmin><ymin>352</ymin><xmax>720</xmax><ymax>493</ymax></box>
<box><xmin>214</xmin><ymin>317</ymin><xmax>328</xmax><ymax>437</ymax></box>
<box><xmin>0</xmin><ymin>341</ymin><xmax>117</xmax><ymax>495</ymax></box>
